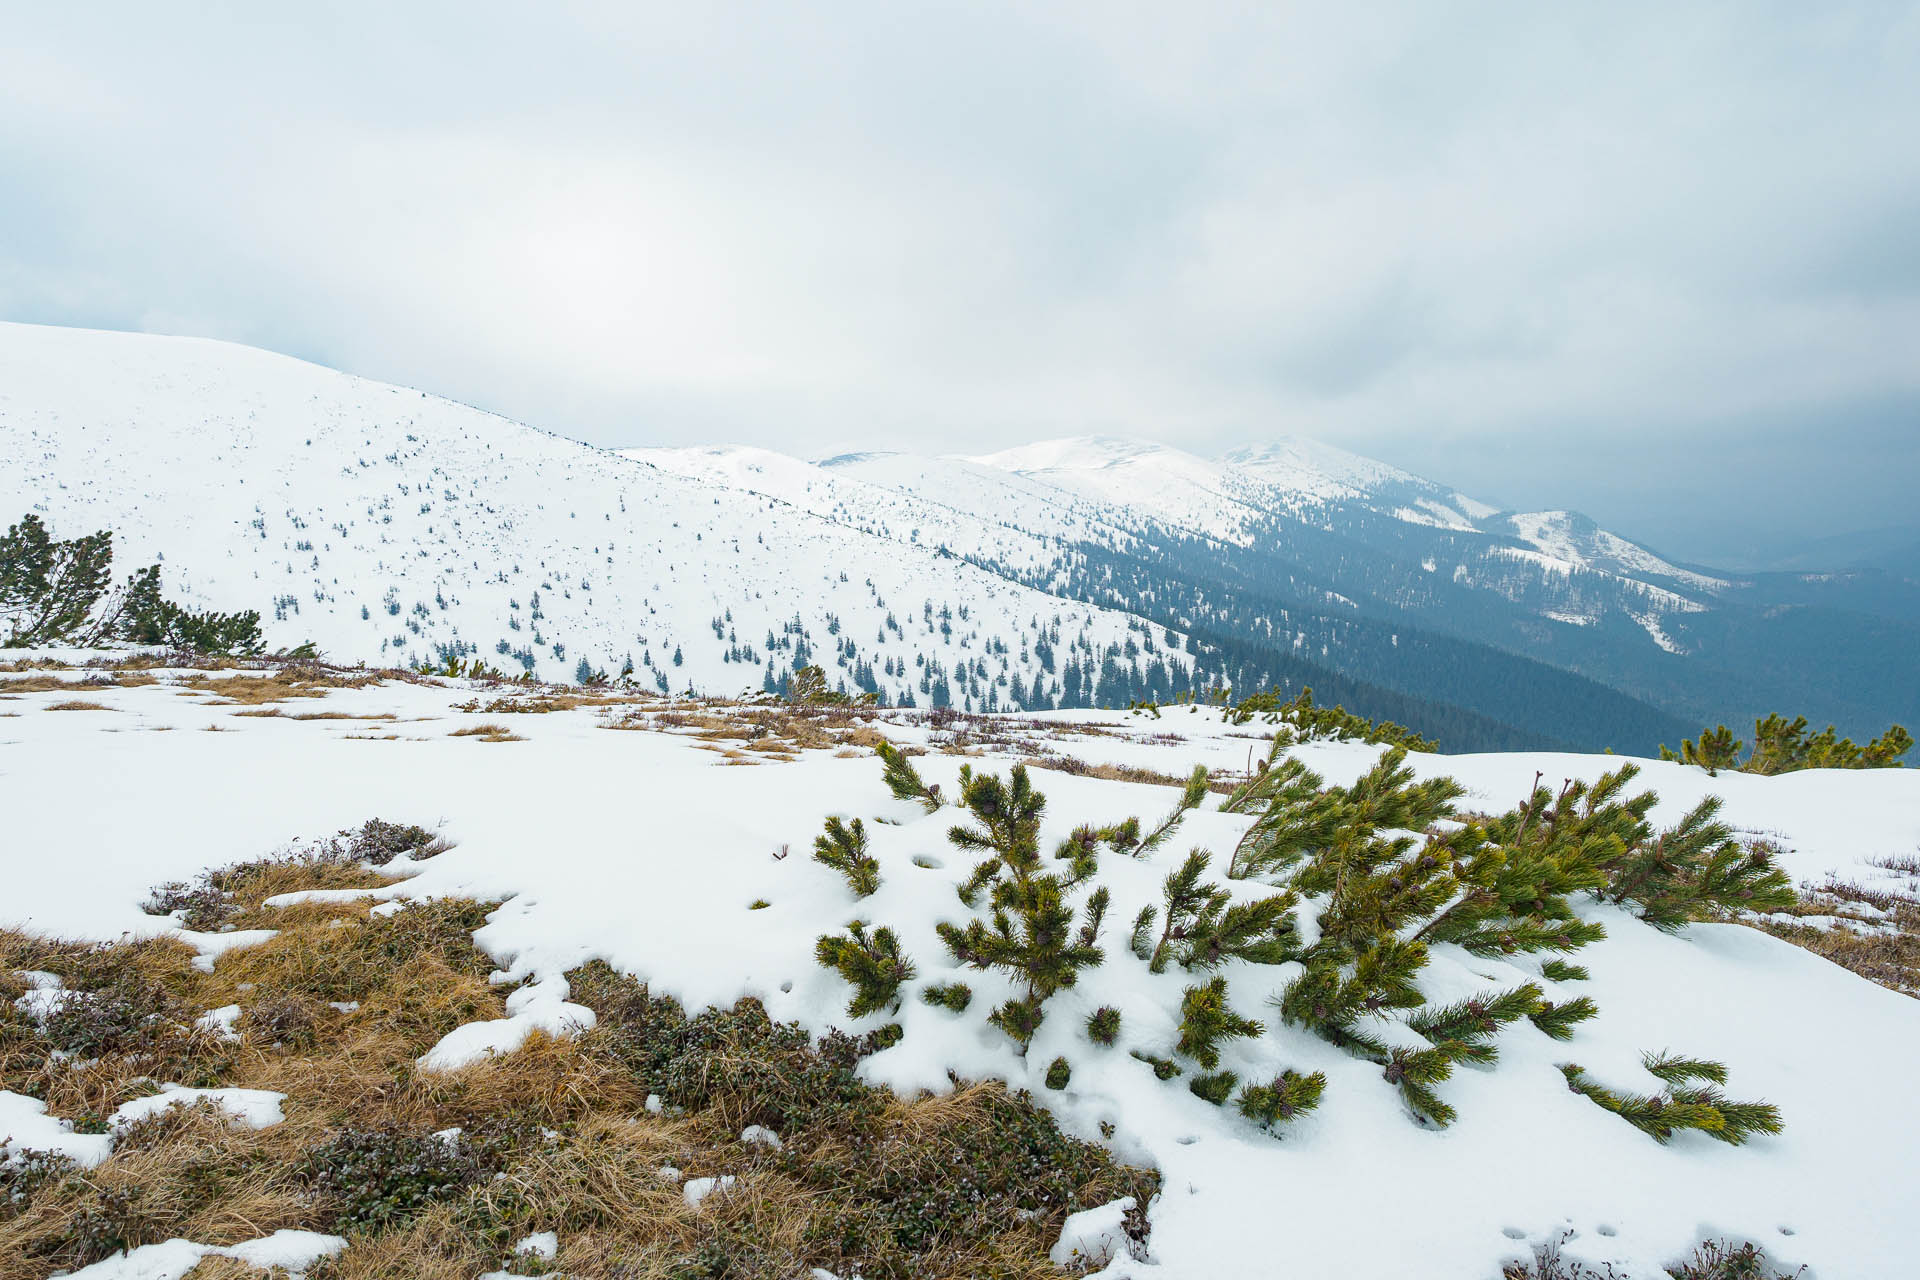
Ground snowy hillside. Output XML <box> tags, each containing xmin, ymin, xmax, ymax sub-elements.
<box><xmin>0</xmin><ymin>323</ymin><xmax>1177</xmax><ymax>706</ymax></box>
<box><xmin>4</xmin><ymin>660</ymin><xmax>1917</xmax><ymax>1277</ymax></box>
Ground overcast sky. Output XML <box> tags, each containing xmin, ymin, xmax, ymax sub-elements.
<box><xmin>5</xmin><ymin>2</ymin><xmax>1917</xmax><ymax>566</ymax></box>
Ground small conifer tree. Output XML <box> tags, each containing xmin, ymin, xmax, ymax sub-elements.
<box><xmin>935</xmin><ymin>764</ymin><xmax>1107</xmax><ymax>1050</ymax></box>
<box><xmin>815</xmin><ymin>921</ymin><xmax>915</xmax><ymax>1018</ymax></box>
<box><xmin>1175</xmin><ymin>976</ymin><xmax>1263</xmax><ymax>1069</ymax></box>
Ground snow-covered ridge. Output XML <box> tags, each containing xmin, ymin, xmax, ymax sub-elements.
<box><xmin>0</xmin><ymin>322</ymin><xmax>1177</xmax><ymax>704</ymax></box>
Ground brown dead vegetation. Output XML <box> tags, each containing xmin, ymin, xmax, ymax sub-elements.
<box><xmin>1757</xmin><ymin>852</ymin><xmax>1920</xmax><ymax>998</ymax></box>
<box><xmin>448</xmin><ymin>723</ymin><xmax>525</xmax><ymax>743</ymax></box>
<box><xmin>0</xmin><ymin>841</ymin><xmax>1154</xmax><ymax>1280</ymax></box>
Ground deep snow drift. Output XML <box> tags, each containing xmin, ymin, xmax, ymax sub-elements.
<box><xmin>4</xmin><ymin>663</ymin><xmax>1918</xmax><ymax>1277</ymax></box>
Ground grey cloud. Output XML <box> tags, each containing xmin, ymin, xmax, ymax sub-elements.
<box><xmin>1</xmin><ymin>1</ymin><xmax>1915</xmax><ymax>561</ymax></box>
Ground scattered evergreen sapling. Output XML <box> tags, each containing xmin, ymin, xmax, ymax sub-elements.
<box><xmin>815</xmin><ymin>921</ymin><xmax>915</xmax><ymax>1018</ymax></box>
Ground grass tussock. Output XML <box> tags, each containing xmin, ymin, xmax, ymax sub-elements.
<box><xmin>43</xmin><ymin>699</ymin><xmax>114</xmax><ymax>712</ymax></box>
<box><xmin>607</xmin><ymin>704</ymin><xmax>896</xmax><ymax>761</ymax></box>
<box><xmin>448</xmin><ymin>723</ymin><xmax>525</xmax><ymax>743</ymax></box>
<box><xmin>2</xmin><ymin>676</ymin><xmax>85</xmax><ymax>694</ymax></box>
<box><xmin>453</xmin><ymin>692</ymin><xmax>644</xmax><ymax>715</ymax></box>
<box><xmin>1</xmin><ymin>836</ymin><xmax>1158</xmax><ymax>1280</ymax></box>
<box><xmin>176</xmin><ymin>668</ymin><xmax>379</xmax><ymax>706</ymax></box>
<box><xmin>1018</xmin><ymin>752</ymin><xmax>1221</xmax><ymax>790</ymax></box>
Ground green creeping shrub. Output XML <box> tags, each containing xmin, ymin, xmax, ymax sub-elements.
<box><xmin>814</xmin><ymin>815</ymin><xmax>882</xmax><ymax>898</ymax></box>
<box><xmin>1045</xmin><ymin>1056</ymin><xmax>1072</xmax><ymax>1090</ymax></box>
<box><xmin>567</xmin><ymin>965</ymin><xmax>883</xmax><ymax>1133</ymax></box>
<box><xmin>1663</xmin><ymin>714</ymin><xmax>1912</xmax><ymax>775</ymax></box>
<box><xmin>920</xmin><ymin>981</ymin><xmax>972</xmax><ymax>1012</ymax></box>
<box><xmin>38</xmin><ymin>983</ymin><xmax>182</xmax><ymax>1060</ymax></box>
<box><xmin>1085</xmin><ymin>1005</ymin><xmax>1122</xmax><ymax>1046</ymax></box>
<box><xmin>1560</xmin><ymin>1053</ymin><xmax>1783</xmax><ymax>1146</ymax></box>
<box><xmin>816</xmin><ymin>922</ymin><xmax>915</xmax><ymax>1018</ymax></box>
<box><xmin>2</xmin><ymin>513</ymin><xmax>114</xmax><ymax>646</ymax></box>
<box><xmin>1188</xmin><ymin>1070</ymin><xmax>1238</xmax><ymax>1106</ymax></box>
<box><xmin>1227</xmin><ymin>685</ymin><xmax>1437</xmax><ymax>753</ymax></box>
<box><xmin>300</xmin><ymin>1127</ymin><xmax>499</xmax><ymax>1232</ymax></box>
<box><xmin>562</xmin><ymin>964</ymin><xmax>1157</xmax><ymax>1280</ymax></box>
<box><xmin>934</xmin><ymin>765</ymin><xmax>1108</xmax><ymax>1051</ymax></box>
<box><xmin>876</xmin><ymin>741</ymin><xmax>943</xmax><ymax>812</ymax></box>
<box><xmin>343</xmin><ymin>818</ymin><xmax>442</xmax><ymax>865</ymax></box>
<box><xmin>811</xmin><ymin>736</ymin><xmax>1789</xmax><ymax>1141</ymax></box>
<box><xmin>143</xmin><ymin>819</ymin><xmax>441</xmax><ymax>930</ymax></box>
<box><xmin>787</xmin><ymin>663</ymin><xmax>846</xmax><ymax>705</ymax></box>
<box><xmin>801</xmin><ymin>1085</ymin><xmax>1156</xmax><ymax>1278</ymax></box>
<box><xmin>1</xmin><ymin>1146</ymin><xmax>78</xmax><ymax>1221</ymax></box>
<box><xmin>1236</xmin><ymin>1069</ymin><xmax>1326</xmax><ymax>1130</ymax></box>
<box><xmin>1175</xmin><ymin>977</ymin><xmax>1263</xmax><ymax>1069</ymax></box>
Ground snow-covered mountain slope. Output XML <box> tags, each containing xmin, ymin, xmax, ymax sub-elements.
<box><xmin>6</xmin><ymin>322</ymin><xmax>1910</xmax><ymax>745</ymax></box>
<box><xmin>1225</xmin><ymin>436</ymin><xmax>1498</xmax><ymax>530</ymax></box>
<box><xmin>0</xmin><ymin>322</ymin><xmax>1173</xmax><ymax>705</ymax></box>
<box><xmin>5</xmin><ymin>670</ymin><xmax>1918</xmax><ymax>1277</ymax></box>
<box><xmin>1500</xmin><ymin>509</ymin><xmax>1725</xmax><ymax>590</ymax></box>
<box><xmin>973</xmin><ymin>436</ymin><xmax>1280</xmax><ymax>544</ymax></box>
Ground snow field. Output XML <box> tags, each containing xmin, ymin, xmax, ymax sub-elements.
<box><xmin>3</xmin><ymin>673</ymin><xmax>1919</xmax><ymax>1276</ymax></box>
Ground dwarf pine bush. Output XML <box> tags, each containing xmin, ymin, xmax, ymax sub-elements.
<box><xmin>934</xmin><ymin>765</ymin><xmax>1108</xmax><ymax>1050</ymax></box>
<box><xmin>1663</xmin><ymin>715</ymin><xmax>1912</xmax><ymax>775</ymax></box>
<box><xmin>809</xmin><ymin>735</ymin><xmax>1790</xmax><ymax>1140</ymax></box>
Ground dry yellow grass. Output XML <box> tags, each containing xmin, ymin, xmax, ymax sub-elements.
<box><xmin>176</xmin><ymin>667</ymin><xmax>381</xmax><ymax>706</ymax></box>
<box><xmin>231</xmin><ymin>708</ymin><xmax>397</xmax><ymax>721</ymax></box>
<box><xmin>1</xmin><ymin>844</ymin><xmax>1154</xmax><ymax>1279</ymax></box>
<box><xmin>448</xmin><ymin>723</ymin><xmax>524</xmax><ymax>743</ymax></box>
<box><xmin>182</xmin><ymin>1259</ymin><xmax>276</xmax><ymax>1279</ymax></box>
<box><xmin>2</xmin><ymin>676</ymin><xmax>85</xmax><ymax>693</ymax></box>
<box><xmin>44</xmin><ymin>699</ymin><xmax>114</xmax><ymax>712</ymax></box>
<box><xmin>1757</xmin><ymin>855</ymin><xmax>1920</xmax><ymax>998</ymax></box>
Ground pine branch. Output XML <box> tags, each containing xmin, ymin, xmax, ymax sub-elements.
<box><xmin>812</xmin><ymin>816</ymin><xmax>881</xmax><ymax>897</ymax></box>
<box><xmin>875</xmin><ymin>741</ymin><xmax>942</xmax><ymax>812</ymax></box>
